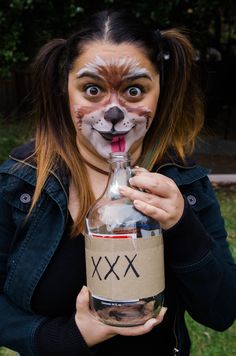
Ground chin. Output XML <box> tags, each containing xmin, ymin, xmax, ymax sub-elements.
<box><xmin>93</xmin><ymin>143</ymin><xmax>112</xmax><ymax>159</ymax></box>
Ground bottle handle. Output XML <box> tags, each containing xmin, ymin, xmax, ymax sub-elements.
<box><xmin>85</xmin><ymin>218</ymin><xmax>92</xmax><ymax>235</ymax></box>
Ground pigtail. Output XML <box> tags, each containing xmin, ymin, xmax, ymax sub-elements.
<box><xmin>29</xmin><ymin>39</ymin><xmax>94</xmax><ymax>236</ymax></box>
<box><xmin>32</xmin><ymin>38</ymin><xmax>68</xmax><ymax>120</ymax></box>
<box><xmin>161</xmin><ymin>29</ymin><xmax>194</xmax><ymax>86</ymax></box>
<box><xmin>143</xmin><ymin>29</ymin><xmax>204</xmax><ymax>168</ymax></box>
<box><xmin>29</xmin><ymin>39</ymin><xmax>72</xmax><ymax>216</ymax></box>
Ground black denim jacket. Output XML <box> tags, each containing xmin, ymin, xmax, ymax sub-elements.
<box><xmin>0</xmin><ymin>142</ymin><xmax>235</xmax><ymax>356</ymax></box>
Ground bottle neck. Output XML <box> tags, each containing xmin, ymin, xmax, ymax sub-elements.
<box><xmin>105</xmin><ymin>153</ymin><xmax>132</xmax><ymax>200</ymax></box>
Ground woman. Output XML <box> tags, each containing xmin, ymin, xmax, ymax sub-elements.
<box><xmin>0</xmin><ymin>9</ymin><xmax>235</xmax><ymax>356</ymax></box>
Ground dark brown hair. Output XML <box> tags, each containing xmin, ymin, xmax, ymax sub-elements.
<box><xmin>30</xmin><ymin>10</ymin><xmax>204</xmax><ymax>236</ymax></box>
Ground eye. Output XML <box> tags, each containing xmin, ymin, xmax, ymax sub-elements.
<box><xmin>85</xmin><ymin>85</ymin><xmax>101</xmax><ymax>96</ymax></box>
<box><xmin>126</xmin><ymin>86</ymin><xmax>143</xmax><ymax>97</ymax></box>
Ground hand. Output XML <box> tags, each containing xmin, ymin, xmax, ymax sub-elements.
<box><xmin>75</xmin><ymin>286</ymin><xmax>167</xmax><ymax>347</ymax></box>
<box><xmin>120</xmin><ymin>168</ymin><xmax>184</xmax><ymax>230</ymax></box>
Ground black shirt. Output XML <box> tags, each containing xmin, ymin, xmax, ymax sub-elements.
<box><xmin>31</xmin><ymin>215</ymin><xmax>179</xmax><ymax>356</ymax></box>
<box><xmin>31</xmin><ymin>216</ymin><xmax>86</xmax><ymax>317</ymax></box>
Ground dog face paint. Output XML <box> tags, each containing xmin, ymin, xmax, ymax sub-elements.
<box><xmin>68</xmin><ymin>41</ymin><xmax>160</xmax><ymax>158</ymax></box>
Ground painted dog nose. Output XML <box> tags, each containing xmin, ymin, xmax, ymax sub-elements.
<box><xmin>104</xmin><ymin>106</ymin><xmax>124</xmax><ymax>125</ymax></box>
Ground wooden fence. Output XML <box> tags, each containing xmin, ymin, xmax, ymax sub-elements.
<box><xmin>0</xmin><ymin>70</ymin><xmax>32</xmax><ymax>119</ymax></box>
<box><xmin>0</xmin><ymin>66</ymin><xmax>235</xmax><ymax>139</ymax></box>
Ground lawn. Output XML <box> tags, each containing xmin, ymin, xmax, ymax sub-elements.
<box><xmin>186</xmin><ymin>185</ymin><xmax>236</xmax><ymax>356</ymax></box>
<box><xmin>0</xmin><ymin>117</ymin><xmax>235</xmax><ymax>356</ymax></box>
<box><xmin>0</xmin><ymin>116</ymin><xmax>34</xmax><ymax>163</ymax></box>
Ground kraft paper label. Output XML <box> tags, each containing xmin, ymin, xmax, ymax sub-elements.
<box><xmin>85</xmin><ymin>234</ymin><xmax>165</xmax><ymax>300</ymax></box>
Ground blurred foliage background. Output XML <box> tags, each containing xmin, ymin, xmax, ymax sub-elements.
<box><xmin>1</xmin><ymin>0</ymin><xmax>236</xmax><ymax>77</ymax></box>
<box><xmin>1</xmin><ymin>0</ymin><xmax>236</xmax><ymax>144</ymax></box>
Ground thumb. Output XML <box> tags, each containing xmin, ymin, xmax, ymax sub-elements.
<box><xmin>76</xmin><ymin>285</ymin><xmax>90</xmax><ymax>311</ymax></box>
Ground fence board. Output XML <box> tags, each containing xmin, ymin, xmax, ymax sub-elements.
<box><xmin>0</xmin><ymin>70</ymin><xmax>32</xmax><ymax>119</ymax></box>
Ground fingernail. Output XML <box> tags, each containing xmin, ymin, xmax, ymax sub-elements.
<box><xmin>151</xmin><ymin>319</ymin><xmax>159</xmax><ymax>326</ymax></box>
<box><xmin>81</xmin><ymin>285</ymin><xmax>87</xmax><ymax>293</ymax></box>
<box><xmin>146</xmin><ymin>318</ymin><xmax>158</xmax><ymax>328</ymax></box>
<box><xmin>133</xmin><ymin>200</ymin><xmax>141</xmax><ymax>208</ymax></box>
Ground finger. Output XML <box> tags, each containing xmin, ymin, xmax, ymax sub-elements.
<box><xmin>113</xmin><ymin>319</ymin><xmax>157</xmax><ymax>336</ymax></box>
<box><xmin>129</xmin><ymin>169</ymin><xmax>152</xmax><ymax>193</ymax></box>
<box><xmin>129</xmin><ymin>173</ymin><xmax>176</xmax><ymax>197</ymax></box>
<box><xmin>76</xmin><ymin>285</ymin><xmax>90</xmax><ymax>311</ymax></box>
<box><xmin>119</xmin><ymin>186</ymin><xmax>168</xmax><ymax>211</ymax></box>
<box><xmin>143</xmin><ymin>306</ymin><xmax>167</xmax><ymax>328</ymax></box>
<box><xmin>156</xmin><ymin>306</ymin><xmax>168</xmax><ymax>322</ymax></box>
<box><xmin>133</xmin><ymin>199</ymin><xmax>169</xmax><ymax>225</ymax></box>
<box><xmin>132</xmin><ymin>166</ymin><xmax>149</xmax><ymax>176</ymax></box>
<box><xmin>114</xmin><ymin>307</ymin><xmax>168</xmax><ymax>336</ymax></box>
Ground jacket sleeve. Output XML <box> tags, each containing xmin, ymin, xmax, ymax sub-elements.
<box><xmin>0</xmin><ymin>295</ymin><xmax>94</xmax><ymax>356</ymax></box>
<box><xmin>163</xmin><ymin>175</ymin><xmax>236</xmax><ymax>331</ymax></box>
<box><xmin>0</xmin><ymin>180</ymin><xmax>43</xmax><ymax>355</ymax></box>
<box><xmin>0</xmin><ymin>175</ymin><xmax>93</xmax><ymax>356</ymax></box>
<box><xmin>34</xmin><ymin>314</ymin><xmax>95</xmax><ymax>356</ymax></box>
<box><xmin>0</xmin><ymin>294</ymin><xmax>45</xmax><ymax>355</ymax></box>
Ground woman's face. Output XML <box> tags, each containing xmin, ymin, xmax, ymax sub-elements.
<box><xmin>68</xmin><ymin>41</ymin><xmax>160</xmax><ymax>159</ymax></box>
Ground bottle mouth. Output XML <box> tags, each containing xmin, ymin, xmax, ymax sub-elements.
<box><xmin>108</xmin><ymin>151</ymin><xmax>130</xmax><ymax>163</ymax></box>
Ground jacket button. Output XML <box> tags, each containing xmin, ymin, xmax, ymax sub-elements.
<box><xmin>187</xmin><ymin>194</ymin><xmax>197</xmax><ymax>206</ymax></box>
<box><xmin>20</xmin><ymin>193</ymin><xmax>31</xmax><ymax>203</ymax></box>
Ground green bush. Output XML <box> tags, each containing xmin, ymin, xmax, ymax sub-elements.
<box><xmin>0</xmin><ymin>116</ymin><xmax>34</xmax><ymax>163</ymax></box>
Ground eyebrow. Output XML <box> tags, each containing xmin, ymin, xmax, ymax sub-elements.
<box><xmin>123</xmin><ymin>73</ymin><xmax>152</xmax><ymax>81</ymax></box>
<box><xmin>76</xmin><ymin>70</ymin><xmax>103</xmax><ymax>80</ymax></box>
<box><xmin>76</xmin><ymin>70</ymin><xmax>152</xmax><ymax>82</ymax></box>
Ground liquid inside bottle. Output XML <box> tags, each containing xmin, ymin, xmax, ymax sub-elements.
<box><xmin>84</xmin><ymin>152</ymin><xmax>165</xmax><ymax>326</ymax></box>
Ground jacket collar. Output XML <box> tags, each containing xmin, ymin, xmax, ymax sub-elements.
<box><xmin>5</xmin><ymin>140</ymin><xmax>207</xmax><ymax>189</ymax></box>
<box><xmin>8</xmin><ymin>140</ymin><xmax>69</xmax><ymax>193</ymax></box>
<box><xmin>10</xmin><ymin>139</ymin><xmax>36</xmax><ymax>161</ymax></box>
<box><xmin>154</xmin><ymin>147</ymin><xmax>197</xmax><ymax>171</ymax></box>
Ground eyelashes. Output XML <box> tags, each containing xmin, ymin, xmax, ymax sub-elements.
<box><xmin>82</xmin><ymin>83</ymin><xmax>146</xmax><ymax>100</ymax></box>
<box><xmin>84</xmin><ymin>84</ymin><xmax>102</xmax><ymax>96</ymax></box>
<box><xmin>125</xmin><ymin>85</ymin><xmax>145</xmax><ymax>97</ymax></box>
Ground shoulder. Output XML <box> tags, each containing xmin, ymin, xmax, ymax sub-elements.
<box><xmin>0</xmin><ymin>140</ymin><xmax>69</xmax><ymax>211</ymax></box>
<box><xmin>157</xmin><ymin>162</ymin><xmax>209</xmax><ymax>186</ymax></box>
<box><xmin>9</xmin><ymin>139</ymin><xmax>36</xmax><ymax>161</ymax></box>
<box><xmin>0</xmin><ymin>140</ymin><xmax>37</xmax><ymax>188</ymax></box>
<box><xmin>155</xmin><ymin>157</ymin><xmax>216</xmax><ymax>213</ymax></box>
<box><xmin>155</xmin><ymin>152</ymin><xmax>209</xmax><ymax>184</ymax></box>
<box><xmin>0</xmin><ymin>139</ymin><xmax>36</xmax><ymax>172</ymax></box>
<box><xmin>0</xmin><ymin>143</ymin><xmax>36</xmax><ymax>214</ymax></box>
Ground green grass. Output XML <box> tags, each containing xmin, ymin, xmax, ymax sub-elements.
<box><xmin>215</xmin><ymin>185</ymin><xmax>236</xmax><ymax>252</ymax></box>
<box><xmin>0</xmin><ymin>116</ymin><xmax>34</xmax><ymax>163</ymax></box>
<box><xmin>0</xmin><ymin>349</ymin><xmax>16</xmax><ymax>356</ymax></box>
<box><xmin>186</xmin><ymin>185</ymin><xmax>236</xmax><ymax>356</ymax></box>
<box><xmin>0</xmin><ymin>119</ymin><xmax>235</xmax><ymax>355</ymax></box>
<box><xmin>186</xmin><ymin>313</ymin><xmax>236</xmax><ymax>356</ymax></box>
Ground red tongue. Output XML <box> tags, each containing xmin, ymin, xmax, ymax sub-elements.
<box><xmin>111</xmin><ymin>136</ymin><xmax>126</xmax><ymax>152</ymax></box>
